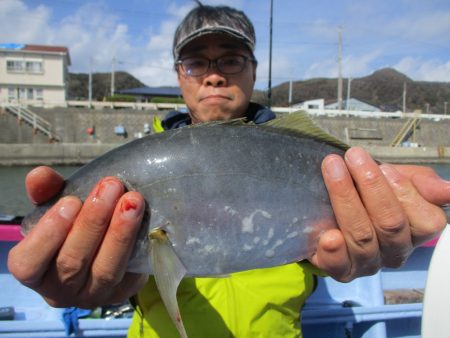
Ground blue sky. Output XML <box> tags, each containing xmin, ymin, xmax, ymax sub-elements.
<box><xmin>1</xmin><ymin>0</ymin><xmax>449</xmax><ymax>89</ymax></box>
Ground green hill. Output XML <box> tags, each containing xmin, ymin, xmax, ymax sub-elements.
<box><xmin>252</xmin><ymin>68</ymin><xmax>450</xmax><ymax>114</ymax></box>
<box><xmin>68</xmin><ymin>68</ymin><xmax>450</xmax><ymax>114</ymax></box>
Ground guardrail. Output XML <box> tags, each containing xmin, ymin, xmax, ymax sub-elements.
<box><xmin>273</xmin><ymin>107</ymin><xmax>450</xmax><ymax>121</ymax></box>
<box><xmin>66</xmin><ymin>100</ymin><xmax>187</xmax><ymax>111</ymax></box>
<box><xmin>3</xmin><ymin>99</ymin><xmax>450</xmax><ymax>121</ymax></box>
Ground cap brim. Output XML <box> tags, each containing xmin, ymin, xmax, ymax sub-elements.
<box><xmin>174</xmin><ymin>26</ymin><xmax>254</xmax><ymax>60</ymax></box>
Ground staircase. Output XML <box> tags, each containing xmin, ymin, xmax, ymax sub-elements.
<box><xmin>2</xmin><ymin>104</ymin><xmax>60</xmax><ymax>142</ymax></box>
<box><xmin>390</xmin><ymin>116</ymin><xmax>420</xmax><ymax>147</ymax></box>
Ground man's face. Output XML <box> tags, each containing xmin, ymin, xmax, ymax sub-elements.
<box><xmin>176</xmin><ymin>34</ymin><xmax>256</xmax><ymax>123</ymax></box>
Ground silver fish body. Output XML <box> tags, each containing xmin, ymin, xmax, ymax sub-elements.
<box><xmin>22</xmin><ymin>121</ymin><xmax>344</xmax><ymax>276</ymax></box>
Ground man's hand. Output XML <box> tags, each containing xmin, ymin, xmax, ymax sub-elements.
<box><xmin>311</xmin><ymin>147</ymin><xmax>449</xmax><ymax>282</ymax></box>
<box><xmin>8</xmin><ymin>166</ymin><xmax>148</xmax><ymax>308</ymax></box>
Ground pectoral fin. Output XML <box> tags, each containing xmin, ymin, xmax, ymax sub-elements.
<box><xmin>150</xmin><ymin>229</ymin><xmax>188</xmax><ymax>338</ymax></box>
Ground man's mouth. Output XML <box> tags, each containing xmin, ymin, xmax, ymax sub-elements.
<box><xmin>200</xmin><ymin>94</ymin><xmax>232</xmax><ymax>102</ymax></box>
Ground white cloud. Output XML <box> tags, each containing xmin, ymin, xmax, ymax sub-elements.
<box><xmin>0</xmin><ymin>0</ymin><xmax>52</xmax><ymax>42</ymax></box>
<box><xmin>1</xmin><ymin>0</ymin><xmax>448</xmax><ymax>87</ymax></box>
<box><xmin>303</xmin><ymin>49</ymin><xmax>383</xmax><ymax>80</ymax></box>
<box><xmin>394</xmin><ymin>57</ymin><xmax>450</xmax><ymax>82</ymax></box>
<box><xmin>54</xmin><ymin>3</ymin><xmax>133</xmax><ymax>72</ymax></box>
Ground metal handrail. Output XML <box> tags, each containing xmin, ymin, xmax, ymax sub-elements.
<box><xmin>3</xmin><ymin>103</ymin><xmax>60</xmax><ymax>141</ymax></box>
<box><xmin>390</xmin><ymin>117</ymin><xmax>420</xmax><ymax>147</ymax></box>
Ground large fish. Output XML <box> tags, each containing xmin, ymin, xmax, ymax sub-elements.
<box><xmin>22</xmin><ymin>112</ymin><xmax>348</xmax><ymax>338</ymax></box>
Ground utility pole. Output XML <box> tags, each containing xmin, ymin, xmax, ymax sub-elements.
<box><xmin>111</xmin><ymin>56</ymin><xmax>116</xmax><ymax>97</ymax></box>
<box><xmin>403</xmin><ymin>82</ymin><xmax>407</xmax><ymax>113</ymax></box>
<box><xmin>267</xmin><ymin>0</ymin><xmax>273</xmax><ymax>108</ymax></box>
<box><xmin>337</xmin><ymin>26</ymin><xmax>343</xmax><ymax>110</ymax></box>
<box><xmin>288</xmin><ymin>79</ymin><xmax>293</xmax><ymax>107</ymax></box>
<box><xmin>89</xmin><ymin>57</ymin><xmax>93</xmax><ymax>108</ymax></box>
<box><xmin>346</xmin><ymin>77</ymin><xmax>352</xmax><ymax>110</ymax></box>
<box><xmin>445</xmin><ymin>101</ymin><xmax>448</xmax><ymax>115</ymax></box>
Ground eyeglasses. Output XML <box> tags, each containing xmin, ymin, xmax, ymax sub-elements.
<box><xmin>176</xmin><ymin>54</ymin><xmax>257</xmax><ymax>77</ymax></box>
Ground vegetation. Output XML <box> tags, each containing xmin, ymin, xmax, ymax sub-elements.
<box><xmin>151</xmin><ymin>97</ymin><xmax>185</xmax><ymax>104</ymax></box>
<box><xmin>105</xmin><ymin>94</ymin><xmax>136</xmax><ymax>102</ymax></box>
<box><xmin>68</xmin><ymin>71</ymin><xmax>145</xmax><ymax>100</ymax></box>
<box><xmin>68</xmin><ymin>68</ymin><xmax>450</xmax><ymax>114</ymax></box>
<box><xmin>252</xmin><ymin>68</ymin><xmax>450</xmax><ymax>114</ymax></box>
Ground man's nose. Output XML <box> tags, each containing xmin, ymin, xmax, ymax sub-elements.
<box><xmin>204</xmin><ymin>70</ymin><xmax>226</xmax><ymax>87</ymax></box>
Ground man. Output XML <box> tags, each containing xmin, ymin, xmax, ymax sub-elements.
<box><xmin>8</xmin><ymin>3</ymin><xmax>449</xmax><ymax>337</ymax></box>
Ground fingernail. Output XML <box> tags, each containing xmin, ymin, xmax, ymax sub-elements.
<box><xmin>58</xmin><ymin>197</ymin><xmax>81</xmax><ymax>220</ymax></box>
<box><xmin>120</xmin><ymin>197</ymin><xmax>144</xmax><ymax>219</ymax></box>
<box><xmin>92</xmin><ymin>177</ymin><xmax>123</xmax><ymax>204</ymax></box>
<box><xmin>324</xmin><ymin>156</ymin><xmax>347</xmax><ymax>179</ymax></box>
<box><xmin>345</xmin><ymin>147</ymin><xmax>369</xmax><ymax>166</ymax></box>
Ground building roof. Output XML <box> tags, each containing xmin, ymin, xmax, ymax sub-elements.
<box><xmin>325</xmin><ymin>98</ymin><xmax>380</xmax><ymax>112</ymax></box>
<box><xmin>0</xmin><ymin>43</ymin><xmax>71</xmax><ymax>65</ymax></box>
<box><xmin>118</xmin><ymin>86</ymin><xmax>182</xmax><ymax>97</ymax></box>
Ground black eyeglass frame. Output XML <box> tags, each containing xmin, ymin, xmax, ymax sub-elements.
<box><xmin>175</xmin><ymin>54</ymin><xmax>257</xmax><ymax>77</ymax></box>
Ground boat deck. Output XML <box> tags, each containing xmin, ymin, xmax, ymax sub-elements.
<box><xmin>1</xmin><ymin>224</ymin><xmax>433</xmax><ymax>338</ymax></box>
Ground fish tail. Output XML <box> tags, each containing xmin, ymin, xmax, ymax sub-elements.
<box><xmin>150</xmin><ymin>229</ymin><xmax>188</xmax><ymax>338</ymax></box>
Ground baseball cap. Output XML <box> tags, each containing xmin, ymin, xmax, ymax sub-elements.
<box><xmin>173</xmin><ymin>4</ymin><xmax>256</xmax><ymax>61</ymax></box>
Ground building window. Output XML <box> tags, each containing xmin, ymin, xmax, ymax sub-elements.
<box><xmin>19</xmin><ymin>88</ymin><xmax>26</xmax><ymax>100</ymax></box>
<box><xmin>7</xmin><ymin>60</ymin><xmax>25</xmax><ymax>72</ymax></box>
<box><xmin>27</xmin><ymin>88</ymin><xmax>34</xmax><ymax>100</ymax></box>
<box><xmin>8</xmin><ymin>88</ymin><xmax>16</xmax><ymax>100</ymax></box>
<box><xmin>26</xmin><ymin>61</ymin><xmax>43</xmax><ymax>73</ymax></box>
<box><xmin>6</xmin><ymin>59</ymin><xmax>43</xmax><ymax>73</ymax></box>
<box><xmin>36</xmin><ymin>88</ymin><xmax>43</xmax><ymax>100</ymax></box>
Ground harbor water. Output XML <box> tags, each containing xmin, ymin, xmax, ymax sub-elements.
<box><xmin>1</xmin><ymin>163</ymin><xmax>450</xmax><ymax>217</ymax></box>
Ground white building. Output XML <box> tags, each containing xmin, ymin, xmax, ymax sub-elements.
<box><xmin>291</xmin><ymin>98</ymin><xmax>325</xmax><ymax>110</ymax></box>
<box><xmin>0</xmin><ymin>43</ymin><xmax>71</xmax><ymax>107</ymax></box>
<box><xmin>325</xmin><ymin>98</ymin><xmax>380</xmax><ymax>112</ymax></box>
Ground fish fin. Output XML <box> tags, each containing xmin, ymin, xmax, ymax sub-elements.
<box><xmin>263</xmin><ymin>111</ymin><xmax>350</xmax><ymax>150</ymax></box>
<box><xmin>188</xmin><ymin>117</ymin><xmax>248</xmax><ymax>128</ymax></box>
<box><xmin>150</xmin><ymin>229</ymin><xmax>189</xmax><ymax>338</ymax></box>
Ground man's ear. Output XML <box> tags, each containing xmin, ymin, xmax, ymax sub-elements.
<box><xmin>252</xmin><ymin>63</ymin><xmax>257</xmax><ymax>83</ymax></box>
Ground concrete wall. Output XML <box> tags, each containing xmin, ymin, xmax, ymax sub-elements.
<box><xmin>0</xmin><ymin>107</ymin><xmax>165</xmax><ymax>144</ymax></box>
<box><xmin>1</xmin><ymin>107</ymin><xmax>449</xmax><ymax>164</ymax></box>
<box><xmin>0</xmin><ymin>143</ymin><xmax>117</xmax><ymax>165</ymax></box>
<box><xmin>2</xmin><ymin>108</ymin><xmax>449</xmax><ymax>146</ymax></box>
<box><xmin>0</xmin><ymin>108</ymin><xmax>50</xmax><ymax>143</ymax></box>
<box><xmin>311</xmin><ymin>115</ymin><xmax>450</xmax><ymax>147</ymax></box>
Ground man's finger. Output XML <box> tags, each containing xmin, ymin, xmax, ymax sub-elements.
<box><xmin>345</xmin><ymin>147</ymin><xmax>412</xmax><ymax>268</ymax></box>
<box><xmin>87</xmin><ymin>192</ymin><xmax>145</xmax><ymax>298</ymax></box>
<box><xmin>310</xmin><ymin>229</ymin><xmax>353</xmax><ymax>282</ymax></box>
<box><xmin>25</xmin><ymin>166</ymin><xmax>65</xmax><ymax>204</ymax></box>
<box><xmin>381</xmin><ymin>164</ymin><xmax>447</xmax><ymax>246</ymax></box>
<box><xmin>321</xmin><ymin>153</ymin><xmax>380</xmax><ymax>276</ymax></box>
<box><xmin>8</xmin><ymin>196</ymin><xmax>82</xmax><ymax>288</ymax></box>
<box><xmin>54</xmin><ymin>177</ymin><xmax>124</xmax><ymax>290</ymax></box>
<box><xmin>395</xmin><ymin>165</ymin><xmax>450</xmax><ymax>206</ymax></box>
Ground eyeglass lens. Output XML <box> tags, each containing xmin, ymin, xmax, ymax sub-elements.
<box><xmin>181</xmin><ymin>55</ymin><xmax>248</xmax><ymax>76</ymax></box>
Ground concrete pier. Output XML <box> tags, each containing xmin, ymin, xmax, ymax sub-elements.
<box><xmin>1</xmin><ymin>106</ymin><xmax>450</xmax><ymax>165</ymax></box>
